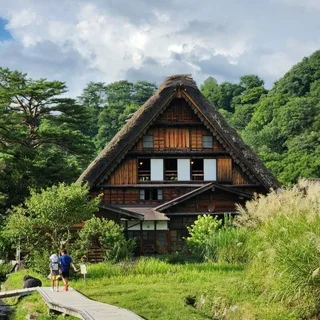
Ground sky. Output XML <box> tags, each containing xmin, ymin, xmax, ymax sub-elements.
<box><xmin>0</xmin><ymin>0</ymin><xmax>319</xmax><ymax>97</ymax></box>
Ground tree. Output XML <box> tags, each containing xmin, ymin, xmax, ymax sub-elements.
<box><xmin>132</xmin><ymin>81</ymin><xmax>157</xmax><ymax>105</ymax></box>
<box><xmin>200</xmin><ymin>77</ymin><xmax>220</xmax><ymax>108</ymax></box>
<box><xmin>77</xmin><ymin>82</ymin><xmax>107</xmax><ymax>139</ymax></box>
<box><xmin>3</xmin><ymin>182</ymin><xmax>100</xmax><ymax>253</ymax></box>
<box><xmin>239</xmin><ymin>74</ymin><xmax>264</xmax><ymax>90</ymax></box>
<box><xmin>241</xmin><ymin>50</ymin><xmax>320</xmax><ymax>184</ymax></box>
<box><xmin>218</xmin><ymin>82</ymin><xmax>243</xmax><ymax>112</ymax></box>
<box><xmin>0</xmin><ymin>68</ymin><xmax>95</xmax><ymax>211</ymax></box>
<box><xmin>95</xmin><ymin>80</ymin><xmax>156</xmax><ymax>150</ymax></box>
<box><xmin>229</xmin><ymin>86</ymin><xmax>267</xmax><ymax>131</ymax></box>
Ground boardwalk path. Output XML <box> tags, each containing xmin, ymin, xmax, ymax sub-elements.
<box><xmin>0</xmin><ymin>287</ymin><xmax>145</xmax><ymax>320</ymax></box>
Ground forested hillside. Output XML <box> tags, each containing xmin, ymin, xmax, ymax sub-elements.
<box><xmin>201</xmin><ymin>50</ymin><xmax>320</xmax><ymax>184</ymax></box>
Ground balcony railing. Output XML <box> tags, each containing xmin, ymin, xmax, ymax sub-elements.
<box><xmin>164</xmin><ymin>170</ymin><xmax>178</xmax><ymax>181</ymax></box>
<box><xmin>138</xmin><ymin>170</ymin><xmax>150</xmax><ymax>181</ymax></box>
<box><xmin>191</xmin><ymin>170</ymin><xmax>204</xmax><ymax>180</ymax></box>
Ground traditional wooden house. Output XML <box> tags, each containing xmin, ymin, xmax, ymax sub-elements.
<box><xmin>78</xmin><ymin>74</ymin><xmax>279</xmax><ymax>255</ymax></box>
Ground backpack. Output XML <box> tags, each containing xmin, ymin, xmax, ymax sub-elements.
<box><xmin>51</xmin><ymin>261</ymin><xmax>59</xmax><ymax>271</ymax></box>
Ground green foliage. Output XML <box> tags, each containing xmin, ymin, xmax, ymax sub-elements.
<box><xmin>200</xmin><ymin>76</ymin><xmax>220</xmax><ymax>108</ymax></box>
<box><xmin>201</xmin><ymin>51</ymin><xmax>320</xmax><ymax>184</ymax></box>
<box><xmin>200</xmin><ymin>77</ymin><xmax>244</xmax><ymax>112</ymax></box>
<box><xmin>186</xmin><ymin>215</ymin><xmax>248</xmax><ymax>263</ymax></box>
<box><xmin>26</xmin><ymin>249</ymin><xmax>51</xmax><ymax>276</ymax></box>
<box><xmin>239</xmin><ymin>74</ymin><xmax>264</xmax><ymax>90</ymax></box>
<box><xmin>186</xmin><ymin>214</ymin><xmax>222</xmax><ymax>256</ymax></box>
<box><xmin>3</xmin><ymin>260</ymin><xmax>298</xmax><ymax>319</ymax></box>
<box><xmin>80</xmin><ymin>80</ymin><xmax>157</xmax><ymax>150</ymax></box>
<box><xmin>241</xmin><ymin>50</ymin><xmax>320</xmax><ymax>184</ymax></box>
<box><xmin>0</xmin><ymin>67</ymin><xmax>95</xmax><ymax>212</ymax></box>
<box><xmin>204</xmin><ymin>227</ymin><xmax>249</xmax><ymax>263</ymax></box>
<box><xmin>79</xmin><ymin>217</ymin><xmax>136</xmax><ymax>263</ymax></box>
<box><xmin>77</xmin><ymin>81</ymin><xmax>107</xmax><ymax>139</ymax></box>
<box><xmin>2</xmin><ymin>206</ymin><xmax>34</xmax><ymax>248</ymax></box>
<box><xmin>238</xmin><ymin>180</ymin><xmax>320</xmax><ymax>318</ymax></box>
<box><xmin>0</xmin><ymin>263</ymin><xmax>11</xmax><ymax>283</ymax></box>
<box><xmin>4</xmin><ymin>182</ymin><xmax>99</xmax><ymax>253</ymax></box>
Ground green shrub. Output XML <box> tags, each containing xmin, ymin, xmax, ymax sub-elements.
<box><xmin>186</xmin><ymin>215</ymin><xmax>248</xmax><ymax>263</ymax></box>
<box><xmin>26</xmin><ymin>249</ymin><xmax>51</xmax><ymax>276</ymax></box>
<box><xmin>186</xmin><ymin>214</ymin><xmax>221</xmax><ymax>258</ymax></box>
<box><xmin>79</xmin><ymin>217</ymin><xmax>136</xmax><ymax>263</ymax></box>
<box><xmin>0</xmin><ymin>263</ymin><xmax>11</xmax><ymax>283</ymax></box>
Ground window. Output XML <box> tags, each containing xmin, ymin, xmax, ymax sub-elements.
<box><xmin>138</xmin><ymin>159</ymin><xmax>150</xmax><ymax>181</ymax></box>
<box><xmin>202</xmin><ymin>136</ymin><xmax>213</xmax><ymax>148</ymax></box>
<box><xmin>191</xmin><ymin>159</ymin><xmax>204</xmax><ymax>180</ymax></box>
<box><xmin>143</xmin><ymin>135</ymin><xmax>153</xmax><ymax>148</ymax></box>
<box><xmin>140</xmin><ymin>189</ymin><xmax>163</xmax><ymax>200</ymax></box>
<box><xmin>164</xmin><ymin>159</ymin><xmax>177</xmax><ymax>180</ymax></box>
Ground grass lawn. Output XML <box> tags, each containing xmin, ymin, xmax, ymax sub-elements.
<box><xmin>3</xmin><ymin>259</ymin><xmax>297</xmax><ymax>320</ymax></box>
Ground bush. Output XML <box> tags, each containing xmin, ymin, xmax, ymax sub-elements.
<box><xmin>25</xmin><ymin>249</ymin><xmax>51</xmax><ymax>276</ymax></box>
<box><xmin>186</xmin><ymin>215</ymin><xmax>248</xmax><ymax>263</ymax></box>
<box><xmin>79</xmin><ymin>217</ymin><xmax>136</xmax><ymax>263</ymax></box>
<box><xmin>238</xmin><ymin>179</ymin><xmax>320</xmax><ymax>318</ymax></box>
<box><xmin>186</xmin><ymin>214</ymin><xmax>221</xmax><ymax>258</ymax></box>
<box><xmin>0</xmin><ymin>263</ymin><xmax>11</xmax><ymax>283</ymax></box>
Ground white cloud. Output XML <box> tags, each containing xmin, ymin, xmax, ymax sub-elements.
<box><xmin>270</xmin><ymin>0</ymin><xmax>320</xmax><ymax>10</ymax></box>
<box><xmin>0</xmin><ymin>0</ymin><xmax>319</xmax><ymax>95</ymax></box>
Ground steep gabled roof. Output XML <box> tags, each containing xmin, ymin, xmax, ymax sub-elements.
<box><xmin>78</xmin><ymin>74</ymin><xmax>280</xmax><ymax>190</ymax></box>
<box><xmin>154</xmin><ymin>182</ymin><xmax>253</xmax><ymax>212</ymax></box>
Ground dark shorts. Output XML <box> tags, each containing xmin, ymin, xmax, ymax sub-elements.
<box><xmin>61</xmin><ymin>270</ymin><xmax>70</xmax><ymax>279</ymax></box>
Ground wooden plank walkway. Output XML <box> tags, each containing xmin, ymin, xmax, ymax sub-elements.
<box><xmin>0</xmin><ymin>287</ymin><xmax>37</xmax><ymax>298</ymax></box>
<box><xmin>37</xmin><ymin>287</ymin><xmax>145</xmax><ymax>320</ymax></box>
<box><xmin>0</xmin><ymin>287</ymin><xmax>144</xmax><ymax>319</ymax></box>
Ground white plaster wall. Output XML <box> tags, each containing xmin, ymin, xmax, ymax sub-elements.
<box><xmin>123</xmin><ymin>220</ymin><xmax>168</xmax><ymax>230</ymax></box>
<box><xmin>204</xmin><ymin>159</ymin><xmax>217</xmax><ymax>180</ymax></box>
<box><xmin>178</xmin><ymin>159</ymin><xmax>190</xmax><ymax>181</ymax></box>
<box><xmin>151</xmin><ymin>159</ymin><xmax>163</xmax><ymax>181</ymax></box>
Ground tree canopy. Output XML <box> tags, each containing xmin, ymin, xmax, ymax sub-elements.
<box><xmin>3</xmin><ymin>182</ymin><xmax>100</xmax><ymax>252</ymax></box>
<box><xmin>0</xmin><ymin>68</ymin><xmax>95</xmax><ymax>212</ymax></box>
<box><xmin>79</xmin><ymin>80</ymin><xmax>157</xmax><ymax>150</ymax></box>
<box><xmin>201</xmin><ymin>50</ymin><xmax>320</xmax><ymax>184</ymax></box>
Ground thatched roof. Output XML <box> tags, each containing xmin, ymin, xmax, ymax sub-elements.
<box><xmin>78</xmin><ymin>74</ymin><xmax>280</xmax><ymax>190</ymax></box>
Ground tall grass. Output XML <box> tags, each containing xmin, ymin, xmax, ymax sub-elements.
<box><xmin>237</xmin><ymin>179</ymin><xmax>320</xmax><ymax>318</ymax></box>
<box><xmin>204</xmin><ymin>227</ymin><xmax>249</xmax><ymax>263</ymax></box>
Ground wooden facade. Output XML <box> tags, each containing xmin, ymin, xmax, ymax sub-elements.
<box><xmin>78</xmin><ymin>75</ymin><xmax>280</xmax><ymax>257</ymax></box>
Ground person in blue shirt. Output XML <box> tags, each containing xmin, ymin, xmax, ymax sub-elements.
<box><xmin>59</xmin><ymin>249</ymin><xmax>78</xmax><ymax>291</ymax></box>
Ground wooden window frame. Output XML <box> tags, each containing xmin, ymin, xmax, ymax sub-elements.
<box><xmin>143</xmin><ymin>135</ymin><xmax>154</xmax><ymax>148</ymax></box>
<box><xmin>139</xmin><ymin>188</ymin><xmax>163</xmax><ymax>201</ymax></box>
<box><xmin>202</xmin><ymin>135</ymin><xmax>213</xmax><ymax>148</ymax></box>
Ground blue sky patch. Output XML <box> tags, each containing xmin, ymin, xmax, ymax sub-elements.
<box><xmin>0</xmin><ymin>17</ymin><xmax>12</xmax><ymax>41</ymax></box>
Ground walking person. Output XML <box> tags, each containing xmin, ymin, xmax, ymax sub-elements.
<box><xmin>49</xmin><ymin>253</ymin><xmax>60</xmax><ymax>292</ymax></box>
<box><xmin>59</xmin><ymin>249</ymin><xmax>78</xmax><ymax>291</ymax></box>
